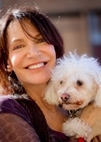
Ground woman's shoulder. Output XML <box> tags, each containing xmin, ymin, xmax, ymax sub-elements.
<box><xmin>0</xmin><ymin>95</ymin><xmax>31</xmax><ymax>124</ymax></box>
<box><xmin>0</xmin><ymin>95</ymin><xmax>25</xmax><ymax>112</ymax></box>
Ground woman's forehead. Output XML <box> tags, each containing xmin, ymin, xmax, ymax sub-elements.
<box><xmin>7</xmin><ymin>19</ymin><xmax>40</xmax><ymax>42</ymax></box>
<box><xmin>8</xmin><ymin>19</ymin><xmax>38</xmax><ymax>32</ymax></box>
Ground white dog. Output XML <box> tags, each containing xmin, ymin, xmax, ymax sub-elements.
<box><xmin>44</xmin><ymin>52</ymin><xmax>101</xmax><ymax>141</ymax></box>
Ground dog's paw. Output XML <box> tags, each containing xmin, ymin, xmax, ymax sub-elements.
<box><xmin>62</xmin><ymin>117</ymin><xmax>92</xmax><ymax>140</ymax></box>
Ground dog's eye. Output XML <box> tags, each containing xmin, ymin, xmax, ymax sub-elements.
<box><xmin>76</xmin><ymin>80</ymin><xmax>83</xmax><ymax>86</ymax></box>
<box><xmin>60</xmin><ymin>81</ymin><xmax>64</xmax><ymax>84</ymax></box>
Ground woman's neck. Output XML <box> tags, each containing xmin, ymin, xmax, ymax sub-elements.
<box><xmin>23</xmin><ymin>83</ymin><xmax>46</xmax><ymax>99</ymax></box>
<box><xmin>23</xmin><ymin>83</ymin><xmax>57</xmax><ymax>112</ymax></box>
<box><xmin>23</xmin><ymin>83</ymin><xmax>68</xmax><ymax>132</ymax></box>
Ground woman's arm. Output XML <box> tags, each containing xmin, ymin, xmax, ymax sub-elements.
<box><xmin>80</xmin><ymin>104</ymin><xmax>101</xmax><ymax>142</ymax></box>
<box><xmin>91</xmin><ymin>135</ymin><xmax>101</xmax><ymax>142</ymax></box>
<box><xmin>0</xmin><ymin>113</ymin><xmax>41</xmax><ymax>142</ymax></box>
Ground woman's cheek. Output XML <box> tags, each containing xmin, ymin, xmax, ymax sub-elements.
<box><xmin>9</xmin><ymin>53</ymin><xmax>20</xmax><ymax>68</ymax></box>
<box><xmin>10</xmin><ymin>55</ymin><xmax>16</xmax><ymax>66</ymax></box>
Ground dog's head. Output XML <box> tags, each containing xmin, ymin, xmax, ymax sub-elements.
<box><xmin>44</xmin><ymin>52</ymin><xmax>101</xmax><ymax>110</ymax></box>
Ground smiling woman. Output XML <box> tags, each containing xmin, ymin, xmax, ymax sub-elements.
<box><xmin>0</xmin><ymin>4</ymin><xmax>71</xmax><ymax>142</ymax></box>
<box><xmin>0</xmin><ymin>4</ymin><xmax>101</xmax><ymax>142</ymax></box>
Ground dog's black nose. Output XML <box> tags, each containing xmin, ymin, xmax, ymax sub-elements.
<box><xmin>61</xmin><ymin>93</ymin><xmax>70</xmax><ymax>103</ymax></box>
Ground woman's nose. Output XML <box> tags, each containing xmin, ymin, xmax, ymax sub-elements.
<box><xmin>26</xmin><ymin>45</ymin><xmax>41</xmax><ymax>58</ymax></box>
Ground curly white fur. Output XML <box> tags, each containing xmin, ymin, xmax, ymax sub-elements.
<box><xmin>44</xmin><ymin>52</ymin><xmax>101</xmax><ymax>141</ymax></box>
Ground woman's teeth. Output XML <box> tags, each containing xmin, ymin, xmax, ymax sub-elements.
<box><xmin>28</xmin><ymin>63</ymin><xmax>44</xmax><ymax>69</ymax></box>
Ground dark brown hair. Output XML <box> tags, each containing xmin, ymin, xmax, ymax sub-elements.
<box><xmin>0</xmin><ymin>5</ymin><xmax>64</xmax><ymax>94</ymax></box>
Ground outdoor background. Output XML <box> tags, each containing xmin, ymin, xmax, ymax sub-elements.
<box><xmin>1</xmin><ymin>0</ymin><xmax>101</xmax><ymax>62</ymax></box>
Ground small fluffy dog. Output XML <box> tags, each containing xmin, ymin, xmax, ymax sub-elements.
<box><xmin>44</xmin><ymin>52</ymin><xmax>101</xmax><ymax>141</ymax></box>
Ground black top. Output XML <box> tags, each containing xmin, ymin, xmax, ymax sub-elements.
<box><xmin>0</xmin><ymin>96</ymin><xmax>78</xmax><ymax>142</ymax></box>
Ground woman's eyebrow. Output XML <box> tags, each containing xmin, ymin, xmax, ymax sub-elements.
<box><xmin>11</xmin><ymin>39</ymin><xmax>24</xmax><ymax>43</ymax></box>
<box><xmin>34</xmin><ymin>33</ymin><xmax>42</xmax><ymax>39</ymax></box>
<box><xmin>11</xmin><ymin>33</ymin><xmax>42</xmax><ymax>43</ymax></box>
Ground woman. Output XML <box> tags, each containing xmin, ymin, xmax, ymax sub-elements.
<box><xmin>0</xmin><ymin>5</ymin><xmax>100</xmax><ymax>142</ymax></box>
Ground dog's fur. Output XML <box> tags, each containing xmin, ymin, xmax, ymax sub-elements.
<box><xmin>44</xmin><ymin>52</ymin><xmax>101</xmax><ymax>141</ymax></box>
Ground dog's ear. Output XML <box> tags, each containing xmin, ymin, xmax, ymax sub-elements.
<box><xmin>44</xmin><ymin>80</ymin><xmax>59</xmax><ymax>105</ymax></box>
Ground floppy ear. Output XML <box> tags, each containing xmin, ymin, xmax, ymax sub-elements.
<box><xmin>44</xmin><ymin>80</ymin><xmax>59</xmax><ymax>105</ymax></box>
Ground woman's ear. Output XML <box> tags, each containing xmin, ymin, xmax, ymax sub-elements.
<box><xmin>7</xmin><ymin>60</ymin><xmax>12</xmax><ymax>72</ymax></box>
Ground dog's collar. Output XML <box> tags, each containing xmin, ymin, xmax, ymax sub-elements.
<box><xmin>66</xmin><ymin>100</ymin><xmax>94</xmax><ymax>118</ymax></box>
<box><xmin>67</xmin><ymin>109</ymin><xmax>81</xmax><ymax>118</ymax></box>
<box><xmin>59</xmin><ymin>100</ymin><xmax>94</xmax><ymax>118</ymax></box>
<box><xmin>59</xmin><ymin>104</ymin><xmax>81</xmax><ymax>118</ymax></box>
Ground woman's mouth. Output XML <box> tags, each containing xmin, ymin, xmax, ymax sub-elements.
<box><xmin>26</xmin><ymin>62</ymin><xmax>47</xmax><ymax>69</ymax></box>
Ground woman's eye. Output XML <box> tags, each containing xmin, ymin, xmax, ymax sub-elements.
<box><xmin>13</xmin><ymin>45</ymin><xmax>25</xmax><ymax>50</ymax></box>
<box><xmin>36</xmin><ymin>38</ymin><xmax>46</xmax><ymax>43</ymax></box>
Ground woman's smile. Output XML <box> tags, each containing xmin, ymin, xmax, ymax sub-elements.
<box><xmin>26</xmin><ymin>62</ymin><xmax>45</xmax><ymax>69</ymax></box>
<box><xmin>24</xmin><ymin>61</ymin><xmax>49</xmax><ymax>73</ymax></box>
<box><xmin>25</xmin><ymin>61</ymin><xmax>47</xmax><ymax>69</ymax></box>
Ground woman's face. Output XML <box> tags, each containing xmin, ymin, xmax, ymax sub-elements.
<box><xmin>7</xmin><ymin>20</ymin><xmax>56</xmax><ymax>86</ymax></box>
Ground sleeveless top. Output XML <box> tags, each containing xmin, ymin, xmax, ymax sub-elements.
<box><xmin>0</xmin><ymin>96</ymin><xmax>77</xmax><ymax>142</ymax></box>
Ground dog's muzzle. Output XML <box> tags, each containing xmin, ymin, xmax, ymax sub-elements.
<box><xmin>61</xmin><ymin>93</ymin><xmax>70</xmax><ymax>103</ymax></box>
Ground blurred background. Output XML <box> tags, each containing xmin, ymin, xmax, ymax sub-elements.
<box><xmin>0</xmin><ymin>0</ymin><xmax>101</xmax><ymax>62</ymax></box>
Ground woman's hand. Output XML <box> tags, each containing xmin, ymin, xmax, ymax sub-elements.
<box><xmin>80</xmin><ymin>104</ymin><xmax>101</xmax><ymax>142</ymax></box>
